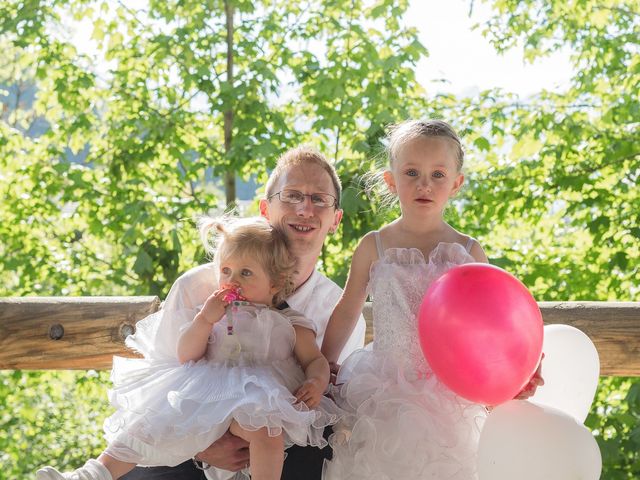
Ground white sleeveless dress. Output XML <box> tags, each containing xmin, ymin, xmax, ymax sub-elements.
<box><xmin>102</xmin><ymin>304</ymin><xmax>340</xmax><ymax>475</ymax></box>
<box><xmin>323</xmin><ymin>234</ymin><xmax>487</xmax><ymax>480</ymax></box>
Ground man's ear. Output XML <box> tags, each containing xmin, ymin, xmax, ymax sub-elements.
<box><xmin>259</xmin><ymin>198</ymin><xmax>270</xmax><ymax>220</ymax></box>
<box><xmin>329</xmin><ymin>208</ymin><xmax>343</xmax><ymax>234</ymax></box>
<box><xmin>450</xmin><ymin>173</ymin><xmax>465</xmax><ymax>197</ymax></box>
<box><xmin>383</xmin><ymin>170</ymin><xmax>396</xmax><ymax>193</ymax></box>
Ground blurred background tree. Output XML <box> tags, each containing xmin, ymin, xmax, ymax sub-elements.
<box><xmin>0</xmin><ymin>0</ymin><xmax>638</xmax><ymax>477</ymax></box>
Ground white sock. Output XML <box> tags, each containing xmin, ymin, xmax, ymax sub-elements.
<box><xmin>36</xmin><ymin>459</ymin><xmax>113</xmax><ymax>480</ymax></box>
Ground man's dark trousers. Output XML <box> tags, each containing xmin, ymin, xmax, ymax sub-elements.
<box><xmin>120</xmin><ymin>427</ymin><xmax>332</xmax><ymax>480</ymax></box>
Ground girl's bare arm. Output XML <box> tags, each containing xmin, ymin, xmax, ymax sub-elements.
<box><xmin>321</xmin><ymin>233</ymin><xmax>377</xmax><ymax>365</ymax></box>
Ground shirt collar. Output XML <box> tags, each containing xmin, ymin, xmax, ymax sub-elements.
<box><xmin>285</xmin><ymin>269</ymin><xmax>319</xmax><ymax>312</ymax></box>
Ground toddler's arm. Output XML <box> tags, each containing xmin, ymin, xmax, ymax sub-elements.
<box><xmin>176</xmin><ymin>287</ymin><xmax>232</xmax><ymax>364</ymax></box>
<box><xmin>293</xmin><ymin>325</ymin><xmax>330</xmax><ymax>408</ymax></box>
<box><xmin>321</xmin><ymin>233</ymin><xmax>376</xmax><ymax>365</ymax></box>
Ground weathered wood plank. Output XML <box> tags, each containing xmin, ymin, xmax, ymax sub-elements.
<box><xmin>364</xmin><ymin>301</ymin><xmax>640</xmax><ymax>376</ymax></box>
<box><xmin>0</xmin><ymin>297</ymin><xmax>160</xmax><ymax>370</ymax></box>
<box><xmin>1</xmin><ymin>298</ymin><xmax>639</xmax><ymax>375</ymax></box>
<box><xmin>537</xmin><ymin>302</ymin><xmax>640</xmax><ymax>377</ymax></box>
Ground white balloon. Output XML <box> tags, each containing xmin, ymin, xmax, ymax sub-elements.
<box><xmin>477</xmin><ymin>400</ymin><xmax>601</xmax><ymax>480</ymax></box>
<box><xmin>530</xmin><ymin>324</ymin><xmax>600</xmax><ymax>423</ymax></box>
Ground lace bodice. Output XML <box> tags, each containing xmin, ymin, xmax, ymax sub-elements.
<box><xmin>368</xmin><ymin>236</ymin><xmax>476</xmax><ymax>379</ymax></box>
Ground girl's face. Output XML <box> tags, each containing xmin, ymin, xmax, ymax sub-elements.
<box><xmin>384</xmin><ymin>137</ymin><xmax>464</xmax><ymax>215</ymax></box>
<box><xmin>218</xmin><ymin>253</ymin><xmax>279</xmax><ymax>305</ymax></box>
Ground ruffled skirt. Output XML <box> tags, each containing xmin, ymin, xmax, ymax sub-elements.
<box><xmin>323</xmin><ymin>348</ymin><xmax>487</xmax><ymax>480</ymax></box>
<box><xmin>104</xmin><ymin>355</ymin><xmax>340</xmax><ymax>467</ymax></box>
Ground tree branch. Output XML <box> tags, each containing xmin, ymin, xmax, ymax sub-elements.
<box><xmin>334</xmin><ymin>0</ymin><xmax>356</xmax><ymax>163</ymax></box>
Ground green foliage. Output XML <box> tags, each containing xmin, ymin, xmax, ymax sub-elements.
<box><xmin>586</xmin><ymin>377</ymin><xmax>640</xmax><ymax>478</ymax></box>
<box><xmin>0</xmin><ymin>0</ymin><xmax>425</xmax><ymax>298</ymax></box>
<box><xmin>0</xmin><ymin>370</ymin><xmax>112</xmax><ymax>480</ymax></box>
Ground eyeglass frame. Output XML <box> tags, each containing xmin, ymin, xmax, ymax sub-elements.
<box><xmin>267</xmin><ymin>189</ymin><xmax>340</xmax><ymax>209</ymax></box>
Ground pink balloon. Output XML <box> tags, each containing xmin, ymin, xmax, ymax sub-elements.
<box><xmin>419</xmin><ymin>264</ymin><xmax>543</xmax><ymax>405</ymax></box>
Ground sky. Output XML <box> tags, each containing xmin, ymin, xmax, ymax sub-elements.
<box><xmin>406</xmin><ymin>0</ymin><xmax>575</xmax><ymax>97</ymax></box>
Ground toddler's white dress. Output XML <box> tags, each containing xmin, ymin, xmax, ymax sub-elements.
<box><xmin>103</xmin><ymin>303</ymin><xmax>339</xmax><ymax>478</ymax></box>
<box><xmin>323</xmin><ymin>234</ymin><xmax>488</xmax><ymax>480</ymax></box>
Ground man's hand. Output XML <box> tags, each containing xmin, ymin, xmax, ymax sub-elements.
<box><xmin>294</xmin><ymin>378</ymin><xmax>325</xmax><ymax>408</ymax></box>
<box><xmin>194</xmin><ymin>431</ymin><xmax>250</xmax><ymax>472</ymax></box>
<box><xmin>514</xmin><ymin>353</ymin><xmax>545</xmax><ymax>400</ymax></box>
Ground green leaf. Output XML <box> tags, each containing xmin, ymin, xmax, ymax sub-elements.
<box><xmin>474</xmin><ymin>136</ymin><xmax>491</xmax><ymax>151</ymax></box>
<box><xmin>133</xmin><ymin>248</ymin><xmax>153</xmax><ymax>276</ymax></box>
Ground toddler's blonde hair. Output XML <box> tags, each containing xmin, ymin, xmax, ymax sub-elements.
<box><xmin>199</xmin><ymin>216</ymin><xmax>297</xmax><ymax>306</ymax></box>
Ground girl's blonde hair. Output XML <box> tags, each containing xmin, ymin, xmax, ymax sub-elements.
<box><xmin>199</xmin><ymin>216</ymin><xmax>297</xmax><ymax>306</ymax></box>
<box><xmin>387</xmin><ymin>119</ymin><xmax>465</xmax><ymax>171</ymax></box>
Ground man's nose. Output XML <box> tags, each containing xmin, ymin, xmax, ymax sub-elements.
<box><xmin>294</xmin><ymin>196</ymin><xmax>315</xmax><ymax>216</ymax></box>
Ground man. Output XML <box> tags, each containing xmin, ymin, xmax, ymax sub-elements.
<box><xmin>122</xmin><ymin>146</ymin><xmax>367</xmax><ymax>480</ymax></box>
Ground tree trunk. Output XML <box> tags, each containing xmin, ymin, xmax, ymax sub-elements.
<box><xmin>224</xmin><ymin>0</ymin><xmax>236</xmax><ymax>209</ymax></box>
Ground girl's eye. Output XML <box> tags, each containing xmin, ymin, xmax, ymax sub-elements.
<box><xmin>241</xmin><ymin>269</ymin><xmax>252</xmax><ymax>277</ymax></box>
<box><xmin>432</xmin><ymin>171</ymin><xmax>445</xmax><ymax>178</ymax></box>
<box><xmin>221</xmin><ymin>267</ymin><xmax>231</xmax><ymax>275</ymax></box>
<box><xmin>405</xmin><ymin>169</ymin><xmax>418</xmax><ymax>177</ymax></box>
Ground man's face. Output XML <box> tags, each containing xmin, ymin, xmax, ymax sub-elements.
<box><xmin>260</xmin><ymin>163</ymin><xmax>343</xmax><ymax>257</ymax></box>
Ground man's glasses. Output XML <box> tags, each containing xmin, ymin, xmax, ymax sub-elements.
<box><xmin>267</xmin><ymin>189</ymin><xmax>338</xmax><ymax>208</ymax></box>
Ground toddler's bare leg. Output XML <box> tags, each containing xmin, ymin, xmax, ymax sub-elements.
<box><xmin>229</xmin><ymin>420</ymin><xmax>284</xmax><ymax>480</ymax></box>
<box><xmin>97</xmin><ymin>453</ymin><xmax>136</xmax><ymax>479</ymax></box>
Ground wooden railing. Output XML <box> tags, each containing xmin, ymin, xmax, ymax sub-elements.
<box><xmin>1</xmin><ymin>298</ymin><xmax>639</xmax><ymax>376</ymax></box>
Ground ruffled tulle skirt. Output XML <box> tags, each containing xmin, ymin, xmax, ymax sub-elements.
<box><xmin>103</xmin><ymin>355</ymin><xmax>341</xmax><ymax>467</ymax></box>
<box><xmin>323</xmin><ymin>348</ymin><xmax>487</xmax><ymax>480</ymax></box>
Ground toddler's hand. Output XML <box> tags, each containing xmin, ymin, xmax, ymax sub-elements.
<box><xmin>329</xmin><ymin>362</ymin><xmax>341</xmax><ymax>385</ymax></box>
<box><xmin>294</xmin><ymin>378</ymin><xmax>325</xmax><ymax>408</ymax></box>
<box><xmin>199</xmin><ymin>287</ymin><xmax>240</xmax><ymax>325</ymax></box>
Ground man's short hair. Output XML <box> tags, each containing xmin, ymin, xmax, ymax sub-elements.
<box><xmin>265</xmin><ymin>146</ymin><xmax>342</xmax><ymax>208</ymax></box>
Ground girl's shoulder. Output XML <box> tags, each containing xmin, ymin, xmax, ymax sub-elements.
<box><xmin>354</xmin><ymin>231</ymin><xmax>381</xmax><ymax>260</ymax></box>
<box><xmin>447</xmin><ymin>227</ymin><xmax>488</xmax><ymax>263</ymax></box>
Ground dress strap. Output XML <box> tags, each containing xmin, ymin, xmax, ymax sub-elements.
<box><xmin>374</xmin><ymin>231</ymin><xmax>385</xmax><ymax>259</ymax></box>
<box><xmin>465</xmin><ymin>236</ymin><xmax>475</xmax><ymax>253</ymax></box>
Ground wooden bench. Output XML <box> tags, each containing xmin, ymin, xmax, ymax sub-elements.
<box><xmin>1</xmin><ymin>297</ymin><xmax>639</xmax><ymax>376</ymax></box>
